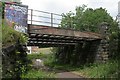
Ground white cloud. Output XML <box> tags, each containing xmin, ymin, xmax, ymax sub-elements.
<box><xmin>21</xmin><ymin>0</ymin><xmax>89</xmax><ymax>14</ymax></box>
<box><xmin>21</xmin><ymin>0</ymin><xmax>119</xmax><ymax>19</ymax></box>
<box><xmin>87</xmin><ymin>0</ymin><xmax>119</xmax><ymax>19</ymax></box>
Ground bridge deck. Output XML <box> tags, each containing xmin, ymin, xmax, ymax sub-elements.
<box><xmin>28</xmin><ymin>24</ymin><xmax>102</xmax><ymax>46</ymax></box>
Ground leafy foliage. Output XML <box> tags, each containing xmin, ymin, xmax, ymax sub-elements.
<box><xmin>2</xmin><ymin>20</ymin><xmax>28</xmax><ymax>78</ymax></box>
<box><xmin>61</xmin><ymin>6</ymin><xmax>118</xmax><ymax>33</ymax></box>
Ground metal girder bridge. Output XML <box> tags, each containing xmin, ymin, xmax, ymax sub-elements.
<box><xmin>27</xmin><ymin>9</ymin><xmax>102</xmax><ymax>47</ymax></box>
<box><xmin>27</xmin><ymin>25</ymin><xmax>102</xmax><ymax>47</ymax></box>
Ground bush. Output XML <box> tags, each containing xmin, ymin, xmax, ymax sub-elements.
<box><xmin>2</xmin><ymin>20</ymin><xmax>28</xmax><ymax>78</ymax></box>
<box><xmin>43</xmin><ymin>54</ymin><xmax>55</xmax><ymax>67</ymax></box>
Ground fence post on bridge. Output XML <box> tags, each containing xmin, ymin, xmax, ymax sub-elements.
<box><xmin>31</xmin><ymin>9</ymin><xmax>33</xmax><ymax>25</ymax></box>
<box><xmin>51</xmin><ymin>13</ymin><xmax>53</xmax><ymax>27</ymax></box>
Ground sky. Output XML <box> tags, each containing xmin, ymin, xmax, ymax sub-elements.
<box><xmin>21</xmin><ymin>0</ymin><xmax>120</xmax><ymax>19</ymax></box>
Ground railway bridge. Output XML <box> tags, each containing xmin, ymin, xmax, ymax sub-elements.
<box><xmin>27</xmin><ymin>9</ymin><xmax>102</xmax><ymax>47</ymax></box>
<box><xmin>26</xmin><ymin>9</ymin><xmax>108</xmax><ymax>63</ymax></box>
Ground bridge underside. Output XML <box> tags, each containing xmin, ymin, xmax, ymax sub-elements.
<box><xmin>28</xmin><ymin>24</ymin><xmax>102</xmax><ymax>47</ymax></box>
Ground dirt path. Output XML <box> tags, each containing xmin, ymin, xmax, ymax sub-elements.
<box><xmin>56</xmin><ymin>71</ymin><xmax>83</xmax><ymax>78</ymax></box>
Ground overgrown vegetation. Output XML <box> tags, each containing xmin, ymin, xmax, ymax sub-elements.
<box><xmin>73</xmin><ymin>60</ymin><xmax>118</xmax><ymax>78</ymax></box>
<box><xmin>2</xmin><ymin>20</ymin><xmax>28</xmax><ymax>79</ymax></box>
<box><xmin>21</xmin><ymin>69</ymin><xmax>55</xmax><ymax>78</ymax></box>
<box><xmin>26</xmin><ymin>52</ymin><xmax>56</xmax><ymax>78</ymax></box>
<box><xmin>27</xmin><ymin>52</ymin><xmax>55</xmax><ymax>67</ymax></box>
<box><xmin>44</xmin><ymin>56</ymin><xmax>118</xmax><ymax>78</ymax></box>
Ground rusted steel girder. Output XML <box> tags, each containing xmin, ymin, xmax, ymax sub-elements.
<box><xmin>28</xmin><ymin>41</ymin><xmax>77</xmax><ymax>46</ymax></box>
<box><xmin>27</xmin><ymin>24</ymin><xmax>102</xmax><ymax>46</ymax></box>
<box><xmin>28</xmin><ymin>25</ymin><xmax>102</xmax><ymax>40</ymax></box>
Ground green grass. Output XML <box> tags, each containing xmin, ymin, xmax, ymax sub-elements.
<box><xmin>21</xmin><ymin>69</ymin><xmax>56</xmax><ymax>78</ymax></box>
<box><xmin>27</xmin><ymin>53</ymin><xmax>52</xmax><ymax>60</ymax></box>
<box><xmin>73</xmin><ymin>60</ymin><xmax>118</xmax><ymax>78</ymax></box>
<box><xmin>44</xmin><ymin>61</ymin><xmax>79</xmax><ymax>71</ymax></box>
<box><xmin>39</xmin><ymin>48</ymin><xmax>52</xmax><ymax>54</ymax></box>
<box><xmin>27</xmin><ymin>52</ymin><xmax>56</xmax><ymax>68</ymax></box>
<box><xmin>25</xmin><ymin>51</ymin><xmax>56</xmax><ymax>78</ymax></box>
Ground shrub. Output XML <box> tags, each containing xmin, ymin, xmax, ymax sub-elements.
<box><xmin>2</xmin><ymin>20</ymin><xmax>28</xmax><ymax>78</ymax></box>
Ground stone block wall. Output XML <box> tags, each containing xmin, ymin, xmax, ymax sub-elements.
<box><xmin>95</xmin><ymin>22</ymin><xmax>109</xmax><ymax>63</ymax></box>
<box><xmin>96</xmin><ymin>40</ymin><xmax>109</xmax><ymax>63</ymax></box>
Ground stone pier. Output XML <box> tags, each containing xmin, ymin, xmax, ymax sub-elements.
<box><xmin>96</xmin><ymin>22</ymin><xmax>109</xmax><ymax>63</ymax></box>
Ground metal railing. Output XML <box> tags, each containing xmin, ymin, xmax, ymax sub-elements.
<box><xmin>28</xmin><ymin>9</ymin><xmax>62</xmax><ymax>27</ymax></box>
